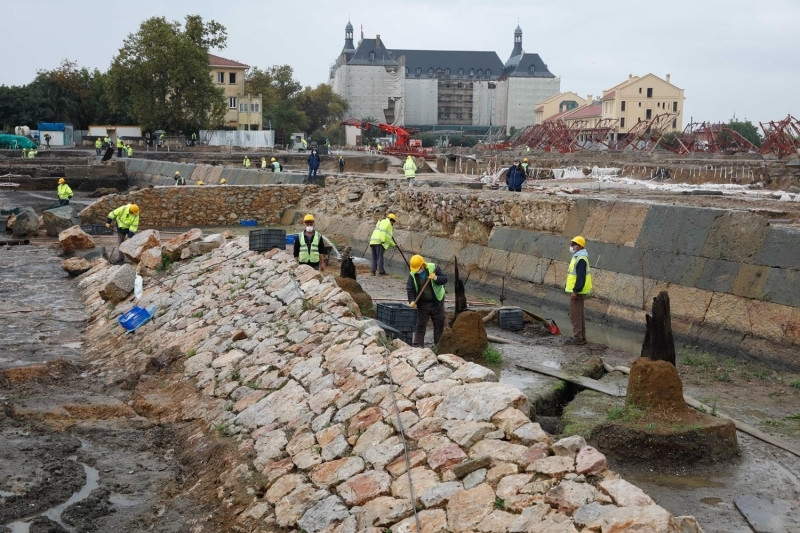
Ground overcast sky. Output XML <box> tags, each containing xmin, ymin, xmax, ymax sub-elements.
<box><xmin>5</xmin><ymin>0</ymin><xmax>798</xmax><ymax>126</ymax></box>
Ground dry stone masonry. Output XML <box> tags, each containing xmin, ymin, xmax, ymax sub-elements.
<box><xmin>77</xmin><ymin>234</ymin><xmax>702</xmax><ymax>532</ymax></box>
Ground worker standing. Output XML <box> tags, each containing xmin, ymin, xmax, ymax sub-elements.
<box><xmin>56</xmin><ymin>178</ymin><xmax>73</xmax><ymax>206</ymax></box>
<box><xmin>403</xmin><ymin>155</ymin><xmax>417</xmax><ymax>180</ymax></box>
<box><xmin>406</xmin><ymin>255</ymin><xmax>448</xmax><ymax>347</ymax></box>
<box><xmin>103</xmin><ymin>135</ymin><xmax>111</xmax><ymax>149</ymax></box>
<box><xmin>369</xmin><ymin>213</ymin><xmax>397</xmax><ymax>276</ymax></box>
<box><xmin>338</xmin><ymin>155</ymin><xmax>345</xmax><ymax>173</ymax></box>
<box><xmin>521</xmin><ymin>157</ymin><xmax>531</xmax><ymax>178</ymax></box>
<box><xmin>106</xmin><ymin>204</ymin><xmax>140</xmax><ymax>245</ymax></box>
<box><xmin>28</xmin><ymin>147</ymin><xmax>37</xmax><ymax>158</ymax></box>
<box><xmin>271</xmin><ymin>157</ymin><xmax>281</xmax><ymax>172</ymax></box>
<box><xmin>95</xmin><ymin>137</ymin><xmax>102</xmax><ymax>155</ymax></box>
<box><xmin>261</xmin><ymin>156</ymin><xmax>267</xmax><ymax>170</ymax></box>
<box><xmin>126</xmin><ymin>144</ymin><xmax>133</xmax><ymax>157</ymax></box>
<box><xmin>506</xmin><ymin>158</ymin><xmax>526</xmax><ymax>192</ymax></box>
<box><xmin>293</xmin><ymin>214</ymin><xmax>328</xmax><ymax>271</ymax></box>
<box><xmin>174</xmin><ymin>171</ymin><xmax>185</xmax><ymax>186</ymax></box>
<box><xmin>116</xmin><ymin>137</ymin><xmax>124</xmax><ymax>158</ymax></box>
<box><xmin>243</xmin><ymin>155</ymin><xmax>251</xmax><ymax>169</ymax></box>
<box><xmin>220</xmin><ymin>178</ymin><xmax>227</xmax><ymax>185</ymax></box>
<box><xmin>44</xmin><ymin>133</ymin><xmax>51</xmax><ymax>149</ymax></box>
<box><xmin>306</xmin><ymin>149</ymin><xmax>321</xmax><ymax>184</ymax></box>
<box><xmin>564</xmin><ymin>236</ymin><xmax>592</xmax><ymax>345</ymax></box>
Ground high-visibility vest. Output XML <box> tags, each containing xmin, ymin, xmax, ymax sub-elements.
<box><xmin>403</xmin><ymin>158</ymin><xmax>417</xmax><ymax>177</ymax></box>
<box><xmin>108</xmin><ymin>204</ymin><xmax>140</xmax><ymax>232</ymax></box>
<box><xmin>272</xmin><ymin>161</ymin><xmax>280</xmax><ymax>172</ymax></box>
<box><xmin>565</xmin><ymin>252</ymin><xmax>592</xmax><ymax>294</ymax></box>
<box><xmin>116</xmin><ymin>138</ymin><xmax>124</xmax><ymax>148</ymax></box>
<box><xmin>369</xmin><ymin>218</ymin><xmax>394</xmax><ymax>249</ymax></box>
<box><xmin>297</xmin><ymin>231</ymin><xmax>321</xmax><ymax>263</ymax></box>
<box><xmin>95</xmin><ymin>138</ymin><xmax>102</xmax><ymax>148</ymax></box>
<box><xmin>127</xmin><ymin>146</ymin><xmax>133</xmax><ymax>156</ymax></box>
<box><xmin>57</xmin><ymin>184</ymin><xmax>73</xmax><ymax>200</ymax></box>
<box><xmin>412</xmin><ymin>263</ymin><xmax>445</xmax><ymax>301</ymax></box>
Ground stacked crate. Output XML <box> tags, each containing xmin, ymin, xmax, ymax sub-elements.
<box><xmin>376</xmin><ymin>303</ymin><xmax>417</xmax><ymax>345</ymax></box>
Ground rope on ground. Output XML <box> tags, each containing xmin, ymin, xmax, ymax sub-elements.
<box><xmin>602</xmin><ymin>362</ymin><xmax>800</xmax><ymax>459</ymax></box>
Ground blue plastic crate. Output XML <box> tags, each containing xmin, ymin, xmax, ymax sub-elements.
<box><xmin>118</xmin><ymin>306</ymin><xmax>155</xmax><ymax>333</ymax></box>
<box><xmin>285</xmin><ymin>234</ymin><xmax>297</xmax><ymax>245</ymax></box>
<box><xmin>240</xmin><ymin>219</ymin><xmax>258</xmax><ymax>226</ymax></box>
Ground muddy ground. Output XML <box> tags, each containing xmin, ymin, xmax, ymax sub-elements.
<box><xmin>1</xmin><ymin>186</ymin><xmax>799</xmax><ymax>532</ymax></box>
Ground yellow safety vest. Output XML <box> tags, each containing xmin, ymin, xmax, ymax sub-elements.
<box><xmin>565</xmin><ymin>253</ymin><xmax>592</xmax><ymax>294</ymax></box>
<box><xmin>108</xmin><ymin>205</ymin><xmax>140</xmax><ymax>232</ymax></box>
<box><xmin>57</xmin><ymin>184</ymin><xmax>73</xmax><ymax>200</ymax></box>
<box><xmin>403</xmin><ymin>158</ymin><xmax>417</xmax><ymax>178</ymax></box>
<box><xmin>297</xmin><ymin>231</ymin><xmax>321</xmax><ymax>263</ymax></box>
<box><xmin>412</xmin><ymin>263</ymin><xmax>446</xmax><ymax>301</ymax></box>
<box><xmin>369</xmin><ymin>218</ymin><xmax>394</xmax><ymax>249</ymax></box>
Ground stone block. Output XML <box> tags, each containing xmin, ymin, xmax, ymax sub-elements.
<box><xmin>702</xmin><ymin>211</ymin><xmax>768</xmax><ymax>263</ymax></box>
<box><xmin>592</xmin><ymin>242</ymin><xmax>644</xmax><ymax>278</ymax></box>
<box><xmin>757</xmin><ymin>226</ymin><xmax>800</xmax><ymax>268</ymax></box>
<box><xmin>636</xmin><ymin>205</ymin><xmax>716</xmax><ymax>255</ymax></box>
<box><xmin>561</xmin><ymin>198</ymin><xmax>595</xmax><ymax>241</ymax></box>
<box><xmin>731</xmin><ymin>264</ymin><xmax>770</xmax><ymax>300</ymax></box>
<box><xmin>762</xmin><ymin>267</ymin><xmax>800</xmax><ymax>307</ymax></box>
<box><xmin>584</xmin><ymin>201</ymin><xmax>650</xmax><ymax>246</ymax></box>
<box><xmin>695</xmin><ymin>258</ymin><xmax>739</xmax><ymax>293</ymax></box>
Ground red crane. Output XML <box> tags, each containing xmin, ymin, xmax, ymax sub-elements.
<box><xmin>340</xmin><ymin>119</ymin><xmax>435</xmax><ymax>159</ymax></box>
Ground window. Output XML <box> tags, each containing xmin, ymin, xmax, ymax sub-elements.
<box><xmin>229</xmin><ymin>73</ymin><xmax>236</xmax><ymax>84</ymax></box>
<box><xmin>229</xmin><ymin>97</ymin><xmax>237</xmax><ymax>109</ymax></box>
<box><xmin>477</xmin><ymin>68</ymin><xmax>483</xmax><ymax>78</ymax></box>
<box><xmin>458</xmin><ymin>68</ymin><xmax>464</xmax><ymax>78</ymax></box>
<box><xmin>469</xmin><ymin>68</ymin><xmax>475</xmax><ymax>77</ymax></box>
<box><xmin>217</xmin><ymin>72</ymin><xmax>224</xmax><ymax>84</ymax></box>
<box><xmin>369</xmin><ymin>51</ymin><xmax>375</xmax><ymax>62</ymax></box>
<box><xmin>437</xmin><ymin>68</ymin><xmax>443</xmax><ymax>77</ymax></box>
<box><xmin>405</xmin><ymin>67</ymin><xmax>409</xmax><ymax>76</ymax></box>
<box><xmin>639</xmin><ymin>88</ymin><xmax>642</xmax><ymax>94</ymax></box>
<box><xmin>620</xmin><ymin>117</ymin><xmax>625</xmax><ymax>128</ymax></box>
<box><xmin>646</xmin><ymin>88</ymin><xmax>653</xmax><ymax>97</ymax></box>
<box><xmin>251</xmin><ymin>103</ymin><xmax>260</xmax><ymax>112</ymax></box>
<box><xmin>486</xmin><ymin>68</ymin><xmax>491</xmax><ymax>77</ymax></box>
<box><xmin>415</xmin><ymin>67</ymin><xmax>421</xmax><ymax>77</ymax></box>
<box><xmin>672</xmin><ymin>119</ymin><xmax>677</xmax><ymax>128</ymax></box>
<box><xmin>646</xmin><ymin>109</ymin><xmax>652</xmax><ymax>119</ymax></box>
<box><xmin>239</xmin><ymin>103</ymin><xmax>247</xmax><ymax>112</ymax></box>
<box><xmin>673</xmin><ymin>101</ymin><xmax>678</xmax><ymax>112</ymax></box>
<box><xmin>528</xmin><ymin>65</ymin><xmax>535</xmax><ymax>73</ymax></box>
<box><xmin>621</xmin><ymin>101</ymin><xmax>626</xmax><ymax>111</ymax></box>
<box><xmin>428</xmin><ymin>67</ymin><xmax>434</xmax><ymax>77</ymax></box>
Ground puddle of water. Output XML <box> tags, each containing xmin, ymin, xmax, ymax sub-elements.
<box><xmin>5</xmin><ymin>461</ymin><xmax>99</xmax><ymax>533</ymax></box>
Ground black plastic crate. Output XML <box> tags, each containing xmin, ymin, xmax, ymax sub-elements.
<box><xmin>81</xmin><ymin>224</ymin><xmax>114</xmax><ymax>235</ymax></box>
<box><xmin>249</xmin><ymin>228</ymin><xmax>286</xmax><ymax>251</ymax></box>
<box><xmin>379</xmin><ymin>322</ymin><xmax>414</xmax><ymax>345</ymax></box>
<box><xmin>376</xmin><ymin>302</ymin><xmax>417</xmax><ymax>332</ymax></box>
<box><xmin>499</xmin><ymin>308</ymin><xmax>524</xmax><ymax>331</ymax></box>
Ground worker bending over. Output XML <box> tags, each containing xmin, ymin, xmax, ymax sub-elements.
<box><xmin>406</xmin><ymin>254</ymin><xmax>448</xmax><ymax>347</ymax></box>
<box><xmin>106</xmin><ymin>203</ymin><xmax>140</xmax><ymax>245</ymax></box>
<box><xmin>369</xmin><ymin>213</ymin><xmax>397</xmax><ymax>276</ymax></box>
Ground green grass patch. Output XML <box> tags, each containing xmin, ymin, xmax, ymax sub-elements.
<box><xmin>482</xmin><ymin>346</ymin><xmax>502</xmax><ymax>366</ymax></box>
<box><xmin>790</xmin><ymin>379</ymin><xmax>800</xmax><ymax>389</ymax></box>
<box><xmin>682</xmin><ymin>353</ymin><xmax>715</xmax><ymax>369</ymax></box>
<box><xmin>187</xmin><ymin>348</ymin><xmax>196</xmax><ymax>357</ymax></box>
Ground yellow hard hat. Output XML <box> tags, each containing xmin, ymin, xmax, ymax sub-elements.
<box><xmin>523</xmin><ymin>158</ymin><xmax>528</xmax><ymax>162</ymax></box>
<box><xmin>58</xmin><ymin>178</ymin><xmax>65</xmax><ymax>184</ymax></box>
<box><xmin>220</xmin><ymin>178</ymin><xmax>227</xmax><ymax>184</ymax></box>
<box><xmin>197</xmin><ymin>180</ymin><xmax>204</xmax><ymax>186</ymax></box>
<box><xmin>387</xmin><ymin>213</ymin><xmax>397</xmax><ymax>222</ymax></box>
<box><xmin>129</xmin><ymin>204</ymin><xmax>140</xmax><ymax>215</ymax></box>
<box><xmin>271</xmin><ymin>157</ymin><xmax>276</xmax><ymax>162</ymax></box>
<box><xmin>175</xmin><ymin>170</ymin><xmax>180</xmax><ymax>175</ymax></box>
<box><xmin>409</xmin><ymin>254</ymin><xmax>425</xmax><ymax>272</ymax></box>
<box><xmin>303</xmin><ymin>214</ymin><xmax>315</xmax><ymax>223</ymax></box>
<box><xmin>571</xmin><ymin>236</ymin><xmax>586</xmax><ymax>248</ymax></box>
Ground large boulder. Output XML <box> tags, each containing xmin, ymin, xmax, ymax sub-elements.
<box><xmin>11</xmin><ymin>207</ymin><xmax>40</xmax><ymax>237</ymax></box>
<box><xmin>162</xmin><ymin>228</ymin><xmax>203</xmax><ymax>260</ymax></box>
<box><xmin>119</xmin><ymin>230</ymin><xmax>161</xmax><ymax>263</ymax></box>
<box><xmin>62</xmin><ymin>256</ymin><xmax>105</xmax><ymax>277</ymax></box>
<box><xmin>182</xmin><ymin>234</ymin><xmax>224</xmax><ymax>258</ymax></box>
<box><xmin>43</xmin><ymin>207</ymin><xmax>81</xmax><ymax>237</ymax></box>
<box><xmin>99</xmin><ymin>263</ymin><xmax>136</xmax><ymax>302</ymax></box>
<box><xmin>59</xmin><ymin>226</ymin><xmax>96</xmax><ymax>252</ymax></box>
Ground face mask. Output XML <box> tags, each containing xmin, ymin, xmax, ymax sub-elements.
<box><xmin>569</xmin><ymin>245</ymin><xmax>576</xmax><ymax>253</ymax></box>
<box><xmin>305</xmin><ymin>225</ymin><xmax>314</xmax><ymax>232</ymax></box>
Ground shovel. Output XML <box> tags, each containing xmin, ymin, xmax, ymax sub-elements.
<box><xmin>520</xmin><ymin>307</ymin><xmax>560</xmax><ymax>335</ymax></box>
<box><xmin>391</xmin><ymin>235</ymin><xmax>410</xmax><ymax>269</ymax></box>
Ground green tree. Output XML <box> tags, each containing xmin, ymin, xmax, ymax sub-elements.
<box><xmin>105</xmin><ymin>15</ymin><xmax>227</xmax><ymax>134</ymax></box>
<box><xmin>0</xmin><ymin>85</ymin><xmax>49</xmax><ymax>131</ymax></box>
<box><xmin>246</xmin><ymin>65</ymin><xmax>306</xmax><ymax>139</ymax></box>
<box><xmin>726</xmin><ymin>119</ymin><xmax>762</xmax><ymax>147</ymax></box>
<box><xmin>418</xmin><ymin>133</ymin><xmax>436</xmax><ymax>148</ymax></box>
<box><xmin>296</xmin><ymin>84</ymin><xmax>348</xmax><ymax>135</ymax></box>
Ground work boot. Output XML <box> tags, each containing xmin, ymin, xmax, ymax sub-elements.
<box><xmin>378</xmin><ymin>272</ymin><xmax>388</xmax><ymax>276</ymax></box>
<box><xmin>564</xmin><ymin>337</ymin><xmax>587</xmax><ymax>346</ymax></box>
<box><xmin>371</xmin><ymin>271</ymin><xmax>376</xmax><ymax>276</ymax></box>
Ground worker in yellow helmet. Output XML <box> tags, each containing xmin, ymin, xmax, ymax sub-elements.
<box><xmin>564</xmin><ymin>235</ymin><xmax>592</xmax><ymax>345</ymax></box>
<box><xmin>271</xmin><ymin>157</ymin><xmax>281</xmax><ymax>173</ymax></box>
<box><xmin>95</xmin><ymin>137</ymin><xmax>103</xmax><ymax>155</ymax></box>
<box><xmin>521</xmin><ymin>157</ymin><xmax>530</xmax><ymax>177</ymax></box>
<box><xmin>406</xmin><ymin>254</ymin><xmax>448</xmax><ymax>347</ymax></box>
<box><xmin>369</xmin><ymin>213</ymin><xmax>398</xmax><ymax>275</ymax></box>
<box><xmin>293</xmin><ymin>214</ymin><xmax>328</xmax><ymax>271</ymax></box>
<box><xmin>197</xmin><ymin>180</ymin><xmax>204</xmax><ymax>186</ymax></box>
<box><xmin>220</xmin><ymin>178</ymin><xmax>227</xmax><ymax>185</ymax></box>
<box><xmin>403</xmin><ymin>155</ymin><xmax>417</xmax><ymax>179</ymax></box>
<box><xmin>56</xmin><ymin>178</ymin><xmax>73</xmax><ymax>206</ymax></box>
<box><xmin>106</xmin><ymin>204</ymin><xmax>140</xmax><ymax>244</ymax></box>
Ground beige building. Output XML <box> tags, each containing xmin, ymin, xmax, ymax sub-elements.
<box><xmin>601</xmin><ymin>73</ymin><xmax>684</xmax><ymax>141</ymax></box>
<box><xmin>535</xmin><ymin>92</ymin><xmax>588</xmax><ymax>125</ymax></box>
<box><xmin>209</xmin><ymin>54</ymin><xmax>262</xmax><ymax>130</ymax></box>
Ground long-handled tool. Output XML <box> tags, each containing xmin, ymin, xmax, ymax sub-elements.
<box><xmin>411</xmin><ymin>276</ymin><xmax>431</xmax><ymax>306</ymax></box>
<box><xmin>519</xmin><ymin>306</ymin><xmax>560</xmax><ymax>335</ymax></box>
<box><xmin>391</xmin><ymin>235</ymin><xmax>410</xmax><ymax>268</ymax></box>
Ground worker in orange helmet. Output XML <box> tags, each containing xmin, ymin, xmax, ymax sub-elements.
<box><xmin>406</xmin><ymin>254</ymin><xmax>448</xmax><ymax>347</ymax></box>
<box><xmin>106</xmin><ymin>203</ymin><xmax>140</xmax><ymax>245</ymax></box>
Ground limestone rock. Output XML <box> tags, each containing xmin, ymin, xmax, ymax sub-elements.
<box><xmin>446</xmin><ymin>483</ymin><xmax>495</xmax><ymax>531</ymax></box>
<box><xmin>139</xmin><ymin>246</ymin><xmax>164</xmax><ymax>270</ymax></box>
<box><xmin>59</xmin><ymin>225</ymin><xmax>96</xmax><ymax>252</ymax></box>
<box><xmin>297</xmin><ymin>495</ymin><xmax>349</xmax><ymax>533</ymax></box>
<box><xmin>162</xmin><ymin>228</ymin><xmax>203</xmax><ymax>260</ymax></box>
<box><xmin>119</xmin><ymin>229</ymin><xmax>162</xmax><ymax>262</ymax></box>
<box><xmin>98</xmin><ymin>263</ymin><xmax>135</xmax><ymax>302</ymax></box>
<box><xmin>435</xmin><ymin>382</ymin><xmax>529</xmax><ymax>422</ymax></box>
<box><xmin>61</xmin><ymin>257</ymin><xmax>95</xmax><ymax>277</ymax></box>
<box><xmin>43</xmin><ymin>207</ymin><xmax>80</xmax><ymax>237</ymax></box>
<box><xmin>12</xmin><ymin>206</ymin><xmax>40</xmax><ymax>237</ymax></box>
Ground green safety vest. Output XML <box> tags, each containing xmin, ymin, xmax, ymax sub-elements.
<box><xmin>57</xmin><ymin>184</ymin><xmax>72</xmax><ymax>200</ymax></box>
<box><xmin>412</xmin><ymin>263</ymin><xmax>445</xmax><ymax>302</ymax></box>
<box><xmin>272</xmin><ymin>161</ymin><xmax>280</xmax><ymax>172</ymax></box>
<box><xmin>297</xmin><ymin>231</ymin><xmax>321</xmax><ymax>263</ymax></box>
<box><xmin>369</xmin><ymin>218</ymin><xmax>394</xmax><ymax>249</ymax></box>
<box><xmin>109</xmin><ymin>204</ymin><xmax>140</xmax><ymax>232</ymax></box>
<box><xmin>565</xmin><ymin>253</ymin><xmax>592</xmax><ymax>294</ymax></box>
<box><xmin>403</xmin><ymin>158</ymin><xmax>417</xmax><ymax>178</ymax></box>
<box><xmin>95</xmin><ymin>138</ymin><xmax>102</xmax><ymax>148</ymax></box>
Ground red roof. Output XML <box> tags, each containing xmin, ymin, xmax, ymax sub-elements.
<box><xmin>208</xmin><ymin>53</ymin><xmax>249</xmax><ymax>69</ymax></box>
<box><xmin>563</xmin><ymin>103</ymin><xmax>601</xmax><ymax>120</ymax></box>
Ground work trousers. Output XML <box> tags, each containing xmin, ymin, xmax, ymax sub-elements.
<box><xmin>116</xmin><ymin>228</ymin><xmax>128</xmax><ymax>245</ymax></box>
<box><xmin>370</xmin><ymin>244</ymin><xmax>386</xmax><ymax>275</ymax></box>
<box><xmin>413</xmin><ymin>299</ymin><xmax>445</xmax><ymax>347</ymax></box>
<box><xmin>569</xmin><ymin>293</ymin><xmax>586</xmax><ymax>343</ymax></box>
<box><xmin>58</xmin><ymin>199</ymin><xmax>70</xmax><ymax>206</ymax></box>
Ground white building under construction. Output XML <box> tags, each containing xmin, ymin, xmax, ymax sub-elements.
<box><xmin>329</xmin><ymin>22</ymin><xmax>560</xmax><ymax>134</ymax></box>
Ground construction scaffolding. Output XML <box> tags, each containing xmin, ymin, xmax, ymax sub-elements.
<box><xmin>615</xmin><ymin>113</ymin><xmax>677</xmax><ymax>152</ymax></box>
<box><xmin>759</xmin><ymin>115</ymin><xmax>800</xmax><ymax>158</ymax></box>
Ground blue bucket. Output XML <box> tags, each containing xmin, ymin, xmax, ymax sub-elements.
<box><xmin>118</xmin><ymin>306</ymin><xmax>155</xmax><ymax>333</ymax></box>
<box><xmin>285</xmin><ymin>234</ymin><xmax>297</xmax><ymax>244</ymax></box>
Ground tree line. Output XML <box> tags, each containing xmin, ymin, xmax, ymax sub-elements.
<box><xmin>0</xmin><ymin>15</ymin><xmax>348</xmax><ymax>144</ymax></box>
